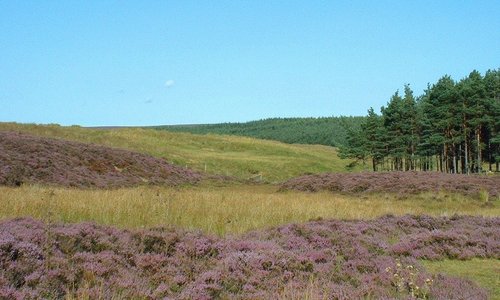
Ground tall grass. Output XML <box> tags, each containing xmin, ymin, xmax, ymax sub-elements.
<box><xmin>1</xmin><ymin>185</ymin><xmax>497</xmax><ymax>236</ymax></box>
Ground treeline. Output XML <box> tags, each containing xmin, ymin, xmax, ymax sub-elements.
<box><xmin>155</xmin><ymin>117</ymin><xmax>365</xmax><ymax>147</ymax></box>
<box><xmin>339</xmin><ymin>69</ymin><xmax>500</xmax><ymax>173</ymax></box>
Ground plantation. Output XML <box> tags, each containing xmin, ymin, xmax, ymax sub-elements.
<box><xmin>156</xmin><ymin>116</ymin><xmax>365</xmax><ymax>148</ymax></box>
<box><xmin>340</xmin><ymin>69</ymin><xmax>500</xmax><ymax>173</ymax></box>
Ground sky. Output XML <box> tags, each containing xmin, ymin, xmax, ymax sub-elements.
<box><xmin>0</xmin><ymin>1</ymin><xmax>499</xmax><ymax>126</ymax></box>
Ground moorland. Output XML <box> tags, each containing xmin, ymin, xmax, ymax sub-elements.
<box><xmin>1</xmin><ymin>120</ymin><xmax>499</xmax><ymax>299</ymax></box>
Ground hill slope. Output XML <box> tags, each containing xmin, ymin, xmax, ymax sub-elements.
<box><xmin>0</xmin><ymin>131</ymin><xmax>201</xmax><ymax>188</ymax></box>
<box><xmin>0</xmin><ymin>123</ymin><xmax>365</xmax><ymax>182</ymax></box>
<box><xmin>155</xmin><ymin>116</ymin><xmax>365</xmax><ymax>147</ymax></box>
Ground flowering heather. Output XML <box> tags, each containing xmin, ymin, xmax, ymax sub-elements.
<box><xmin>0</xmin><ymin>131</ymin><xmax>202</xmax><ymax>188</ymax></box>
<box><xmin>1</xmin><ymin>215</ymin><xmax>497</xmax><ymax>299</ymax></box>
<box><xmin>280</xmin><ymin>171</ymin><xmax>500</xmax><ymax>197</ymax></box>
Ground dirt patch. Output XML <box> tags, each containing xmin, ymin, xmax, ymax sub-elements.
<box><xmin>280</xmin><ymin>171</ymin><xmax>500</xmax><ymax>197</ymax></box>
<box><xmin>0</xmin><ymin>131</ymin><xmax>202</xmax><ymax>188</ymax></box>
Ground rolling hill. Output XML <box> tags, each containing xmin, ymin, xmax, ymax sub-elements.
<box><xmin>0</xmin><ymin>123</ymin><xmax>366</xmax><ymax>182</ymax></box>
<box><xmin>0</xmin><ymin>131</ymin><xmax>202</xmax><ymax>188</ymax></box>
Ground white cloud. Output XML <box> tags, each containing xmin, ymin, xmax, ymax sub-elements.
<box><xmin>164</xmin><ymin>79</ymin><xmax>175</xmax><ymax>88</ymax></box>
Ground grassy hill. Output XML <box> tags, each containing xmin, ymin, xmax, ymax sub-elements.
<box><xmin>155</xmin><ymin>116</ymin><xmax>365</xmax><ymax>147</ymax></box>
<box><xmin>0</xmin><ymin>123</ymin><xmax>366</xmax><ymax>182</ymax></box>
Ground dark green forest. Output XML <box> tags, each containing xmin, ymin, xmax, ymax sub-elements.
<box><xmin>340</xmin><ymin>69</ymin><xmax>500</xmax><ymax>173</ymax></box>
<box><xmin>155</xmin><ymin>116</ymin><xmax>365</xmax><ymax>147</ymax></box>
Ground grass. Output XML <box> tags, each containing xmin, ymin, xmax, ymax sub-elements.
<box><xmin>0</xmin><ymin>122</ymin><xmax>368</xmax><ymax>182</ymax></box>
<box><xmin>2</xmin><ymin>184</ymin><xmax>497</xmax><ymax>296</ymax></box>
<box><xmin>421</xmin><ymin>259</ymin><xmax>500</xmax><ymax>299</ymax></box>
<box><xmin>0</xmin><ymin>184</ymin><xmax>498</xmax><ymax>236</ymax></box>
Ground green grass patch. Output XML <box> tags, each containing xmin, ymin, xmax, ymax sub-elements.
<box><xmin>421</xmin><ymin>259</ymin><xmax>500</xmax><ymax>299</ymax></box>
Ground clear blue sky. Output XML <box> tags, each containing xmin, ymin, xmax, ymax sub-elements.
<box><xmin>1</xmin><ymin>1</ymin><xmax>499</xmax><ymax>126</ymax></box>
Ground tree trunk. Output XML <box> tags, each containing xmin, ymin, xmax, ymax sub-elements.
<box><xmin>464</xmin><ymin>136</ymin><xmax>469</xmax><ymax>175</ymax></box>
<box><xmin>452</xmin><ymin>143</ymin><xmax>457</xmax><ymax>174</ymax></box>
<box><xmin>488</xmin><ymin>139</ymin><xmax>492</xmax><ymax>172</ymax></box>
<box><xmin>476</xmin><ymin>127</ymin><xmax>482</xmax><ymax>173</ymax></box>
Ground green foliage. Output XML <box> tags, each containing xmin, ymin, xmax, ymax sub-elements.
<box><xmin>341</xmin><ymin>68</ymin><xmax>500</xmax><ymax>173</ymax></box>
<box><xmin>154</xmin><ymin>116</ymin><xmax>366</xmax><ymax>147</ymax></box>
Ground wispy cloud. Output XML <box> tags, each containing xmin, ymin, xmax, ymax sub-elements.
<box><xmin>164</xmin><ymin>79</ymin><xmax>175</xmax><ymax>88</ymax></box>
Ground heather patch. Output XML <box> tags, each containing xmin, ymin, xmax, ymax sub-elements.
<box><xmin>1</xmin><ymin>215</ymin><xmax>497</xmax><ymax>299</ymax></box>
<box><xmin>0</xmin><ymin>131</ymin><xmax>202</xmax><ymax>188</ymax></box>
<box><xmin>280</xmin><ymin>171</ymin><xmax>500</xmax><ymax>197</ymax></box>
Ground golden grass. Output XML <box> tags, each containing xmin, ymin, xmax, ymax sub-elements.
<box><xmin>0</xmin><ymin>184</ymin><xmax>497</xmax><ymax>236</ymax></box>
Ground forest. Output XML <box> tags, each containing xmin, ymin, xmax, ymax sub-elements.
<box><xmin>155</xmin><ymin>116</ymin><xmax>365</xmax><ymax>147</ymax></box>
<box><xmin>340</xmin><ymin>69</ymin><xmax>500</xmax><ymax>173</ymax></box>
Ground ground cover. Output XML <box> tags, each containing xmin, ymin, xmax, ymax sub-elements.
<box><xmin>1</xmin><ymin>185</ymin><xmax>498</xmax><ymax>236</ymax></box>
<box><xmin>1</xmin><ymin>215</ymin><xmax>497</xmax><ymax>299</ymax></box>
<box><xmin>0</xmin><ymin>122</ymin><xmax>366</xmax><ymax>182</ymax></box>
<box><xmin>280</xmin><ymin>171</ymin><xmax>500</xmax><ymax>198</ymax></box>
<box><xmin>0</xmin><ymin>131</ymin><xmax>201</xmax><ymax>188</ymax></box>
<box><xmin>421</xmin><ymin>259</ymin><xmax>500</xmax><ymax>298</ymax></box>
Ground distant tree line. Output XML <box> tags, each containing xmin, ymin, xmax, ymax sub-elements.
<box><xmin>339</xmin><ymin>69</ymin><xmax>500</xmax><ymax>173</ymax></box>
<box><xmin>155</xmin><ymin>116</ymin><xmax>366</xmax><ymax>147</ymax></box>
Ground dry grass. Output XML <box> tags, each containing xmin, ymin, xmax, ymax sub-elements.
<box><xmin>1</xmin><ymin>184</ymin><xmax>497</xmax><ymax>236</ymax></box>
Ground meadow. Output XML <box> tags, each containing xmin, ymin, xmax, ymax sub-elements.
<box><xmin>1</xmin><ymin>184</ymin><xmax>498</xmax><ymax>236</ymax></box>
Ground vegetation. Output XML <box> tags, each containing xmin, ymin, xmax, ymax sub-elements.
<box><xmin>422</xmin><ymin>259</ymin><xmax>500</xmax><ymax>297</ymax></box>
<box><xmin>0</xmin><ymin>122</ymin><xmax>365</xmax><ymax>182</ymax></box>
<box><xmin>155</xmin><ymin>116</ymin><xmax>365</xmax><ymax>147</ymax></box>
<box><xmin>340</xmin><ymin>68</ymin><xmax>500</xmax><ymax>173</ymax></box>
<box><xmin>1</xmin><ymin>215</ymin><xmax>496</xmax><ymax>299</ymax></box>
<box><xmin>280</xmin><ymin>171</ymin><xmax>500</xmax><ymax>197</ymax></box>
<box><xmin>1</xmin><ymin>185</ymin><xmax>498</xmax><ymax>236</ymax></box>
<box><xmin>0</xmin><ymin>131</ymin><xmax>201</xmax><ymax>188</ymax></box>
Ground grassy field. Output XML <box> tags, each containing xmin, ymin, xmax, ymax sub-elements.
<box><xmin>1</xmin><ymin>184</ymin><xmax>498</xmax><ymax>297</ymax></box>
<box><xmin>422</xmin><ymin>259</ymin><xmax>500</xmax><ymax>299</ymax></box>
<box><xmin>1</xmin><ymin>184</ymin><xmax>497</xmax><ymax>236</ymax></box>
<box><xmin>0</xmin><ymin>122</ymin><xmax>367</xmax><ymax>182</ymax></box>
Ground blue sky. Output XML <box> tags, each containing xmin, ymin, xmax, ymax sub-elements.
<box><xmin>1</xmin><ymin>1</ymin><xmax>499</xmax><ymax>126</ymax></box>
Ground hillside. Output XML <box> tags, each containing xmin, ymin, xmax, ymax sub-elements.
<box><xmin>0</xmin><ymin>123</ymin><xmax>365</xmax><ymax>182</ymax></box>
<box><xmin>155</xmin><ymin>116</ymin><xmax>365</xmax><ymax>147</ymax></box>
<box><xmin>0</xmin><ymin>131</ymin><xmax>201</xmax><ymax>188</ymax></box>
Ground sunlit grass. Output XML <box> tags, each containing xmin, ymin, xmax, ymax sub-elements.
<box><xmin>0</xmin><ymin>184</ymin><xmax>497</xmax><ymax>236</ymax></box>
<box><xmin>0</xmin><ymin>122</ymin><xmax>367</xmax><ymax>182</ymax></box>
<box><xmin>421</xmin><ymin>259</ymin><xmax>500</xmax><ymax>299</ymax></box>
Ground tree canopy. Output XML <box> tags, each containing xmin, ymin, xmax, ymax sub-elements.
<box><xmin>340</xmin><ymin>68</ymin><xmax>500</xmax><ymax>173</ymax></box>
